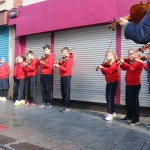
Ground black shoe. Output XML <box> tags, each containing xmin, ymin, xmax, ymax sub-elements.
<box><xmin>147</xmin><ymin>124</ymin><xmax>150</xmax><ymax>127</ymax></box>
<box><xmin>121</xmin><ymin>116</ymin><xmax>132</xmax><ymax>121</ymax></box>
<box><xmin>129</xmin><ymin>120</ymin><xmax>140</xmax><ymax>126</ymax></box>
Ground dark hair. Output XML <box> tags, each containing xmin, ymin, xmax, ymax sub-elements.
<box><xmin>43</xmin><ymin>44</ymin><xmax>50</xmax><ymax>50</ymax></box>
<box><xmin>27</xmin><ymin>51</ymin><xmax>34</xmax><ymax>56</ymax></box>
<box><xmin>21</xmin><ymin>54</ymin><xmax>26</xmax><ymax>60</ymax></box>
<box><xmin>61</xmin><ymin>47</ymin><xmax>69</xmax><ymax>52</ymax></box>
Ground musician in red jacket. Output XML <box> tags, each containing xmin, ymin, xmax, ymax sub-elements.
<box><xmin>119</xmin><ymin>49</ymin><xmax>147</xmax><ymax>125</ymax></box>
<box><xmin>37</xmin><ymin>44</ymin><xmax>54</xmax><ymax>108</ymax></box>
<box><xmin>54</xmin><ymin>47</ymin><xmax>74</xmax><ymax>112</ymax></box>
<box><xmin>24</xmin><ymin>51</ymin><xmax>37</xmax><ymax>107</ymax></box>
<box><xmin>12</xmin><ymin>55</ymin><xmax>26</xmax><ymax>106</ymax></box>
<box><xmin>98</xmin><ymin>51</ymin><xmax>119</xmax><ymax>121</ymax></box>
<box><xmin>0</xmin><ymin>57</ymin><xmax>10</xmax><ymax>102</ymax></box>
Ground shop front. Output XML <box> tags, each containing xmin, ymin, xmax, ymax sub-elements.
<box><xmin>8</xmin><ymin>0</ymin><xmax>150</xmax><ymax>107</ymax></box>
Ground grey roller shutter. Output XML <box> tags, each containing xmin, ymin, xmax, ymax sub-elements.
<box><xmin>26</xmin><ymin>33</ymin><xmax>51</xmax><ymax>103</ymax></box>
<box><xmin>53</xmin><ymin>25</ymin><xmax>116</xmax><ymax>103</ymax></box>
<box><xmin>121</xmin><ymin>27</ymin><xmax>150</xmax><ymax>107</ymax></box>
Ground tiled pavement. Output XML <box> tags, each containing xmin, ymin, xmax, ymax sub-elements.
<box><xmin>0</xmin><ymin>101</ymin><xmax>149</xmax><ymax>150</ymax></box>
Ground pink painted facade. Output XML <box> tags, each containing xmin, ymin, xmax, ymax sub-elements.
<box><xmin>15</xmin><ymin>36</ymin><xmax>26</xmax><ymax>58</ymax></box>
<box><xmin>9</xmin><ymin>0</ymin><xmax>147</xmax><ymax>36</ymax></box>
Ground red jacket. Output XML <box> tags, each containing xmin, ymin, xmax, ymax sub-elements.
<box><xmin>120</xmin><ymin>61</ymin><xmax>146</xmax><ymax>85</ymax></box>
<box><xmin>0</xmin><ymin>62</ymin><xmax>10</xmax><ymax>79</ymax></box>
<box><xmin>13</xmin><ymin>61</ymin><xmax>26</xmax><ymax>79</ymax></box>
<box><xmin>101</xmin><ymin>61</ymin><xmax>119</xmax><ymax>83</ymax></box>
<box><xmin>59</xmin><ymin>53</ymin><xmax>74</xmax><ymax>77</ymax></box>
<box><xmin>37</xmin><ymin>53</ymin><xmax>54</xmax><ymax>74</ymax></box>
<box><xmin>24</xmin><ymin>58</ymin><xmax>37</xmax><ymax>77</ymax></box>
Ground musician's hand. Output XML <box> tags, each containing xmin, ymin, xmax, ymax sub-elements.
<box><xmin>120</xmin><ymin>58</ymin><xmax>124</xmax><ymax>63</ymax></box>
<box><xmin>23</xmin><ymin>62</ymin><xmax>27</xmax><ymax>66</ymax></box>
<box><xmin>40</xmin><ymin>61</ymin><xmax>44</xmax><ymax>64</ymax></box>
<box><xmin>117</xmin><ymin>58</ymin><xmax>124</xmax><ymax>65</ymax></box>
<box><xmin>99</xmin><ymin>65</ymin><xmax>103</xmax><ymax>69</ymax></box>
<box><xmin>135</xmin><ymin>58</ymin><xmax>143</xmax><ymax>63</ymax></box>
<box><xmin>119</xmin><ymin>17</ymin><xmax>129</xmax><ymax>26</ymax></box>
<box><xmin>54</xmin><ymin>64</ymin><xmax>60</xmax><ymax>68</ymax></box>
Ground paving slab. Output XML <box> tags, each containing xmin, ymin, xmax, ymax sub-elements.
<box><xmin>0</xmin><ymin>101</ymin><xmax>149</xmax><ymax>150</ymax></box>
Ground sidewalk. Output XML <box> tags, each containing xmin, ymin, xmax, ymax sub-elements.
<box><xmin>0</xmin><ymin>101</ymin><xmax>149</xmax><ymax>150</ymax></box>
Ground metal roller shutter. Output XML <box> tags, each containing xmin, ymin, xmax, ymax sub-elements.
<box><xmin>121</xmin><ymin>27</ymin><xmax>150</xmax><ymax>107</ymax></box>
<box><xmin>53</xmin><ymin>25</ymin><xmax>116</xmax><ymax>103</ymax></box>
<box><xmin>26</xmin><ymin>33</ymin><xmax>51</xmax><ymax>103</ymax></box>
<box><xmin>0</xmin><ymin>26</ymin><xmax>9</xmax><ymax>63</ymax></box>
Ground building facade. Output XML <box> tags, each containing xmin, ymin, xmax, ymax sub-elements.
<box><xmin>8</xmin><ymin>0</ymin><xmax>150</xmax><ymax>107</ymax></box>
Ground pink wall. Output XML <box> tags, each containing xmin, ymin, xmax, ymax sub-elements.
<box><xmin>15</xmin><ymin>36</ymin><xmax>26</xmax><ymax>58</ymax></box>
<box><xmin>9</xmin><ymin>0</ymin><xmax>147</xmax><ymax>36</ymax></box>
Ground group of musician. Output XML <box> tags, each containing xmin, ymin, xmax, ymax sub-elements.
<box><xmin>0</xmin><ymin>44</ymin><xmax>74</xmax><ymax>112</ymax></box>
<box><xmin>97</xmin><ymin>48</ymin><xmax>147</xmax><ymax>125</ymax></box>
<box><xmin>0</xmin><ymin>44</ymin><xmax>149</xmax><ymax>125</ymax></box>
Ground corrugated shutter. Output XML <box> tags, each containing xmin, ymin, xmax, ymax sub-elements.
<box><xmin>53</xmin><ymin>25</ymin><xmax>116</xmax><ymax>103</ymax></box>
<box><xmin>26</xmin><ymin>33</ymin><xmax>51</xmax><ymax>103</ymax></box>
<box><xmin>121</xmin><ymin>27</ymin><xmax>150</xmax><ymax>107</ymax></box>
<box><xmin>0</xmin><ymin>26</ymin><xmax>9</xmax><ymax>63</ymax></box>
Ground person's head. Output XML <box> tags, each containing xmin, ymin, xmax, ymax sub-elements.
<box><xmin>17</xmin><ymin>56</ymin><xmax>23</xmax><ymax>63</ymax></box>
<box><xmin>21</xmin><ymin>54</ymin><xmax>26</xmax><ymax>61</ymax></box>
<box><xmin>43</xmin><ymin>44</ymin><xmax>51</xmax><ymax>55</ymax></box>
<box><xmin>106</xmin><ymin>50</ymin><xmax>117</xmax><ymax>61</ymax></box>
<box><xmin>128</xmin><ymin>49</ymin><xmax>139</xmax><ymax>59</ymax></box>
<box><xmin>61</xmin><ymin>47</ymin><xmax>69</xmax><ymax>57</ymax></box>
<box><xmin>0</xmin><ymin>57</ymin><xmax>5</xmax><ymax>64</ymax></box>
<box><xmin>27</xmin><ymin>51</ymin><xmax>34</xmax><ymax>59</ymax></box>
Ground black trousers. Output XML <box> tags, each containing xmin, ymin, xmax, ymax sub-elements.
<box><xmin>13</xmin><ymin>78</ymin><xmax>25</xmax><ymax>101</ymax></box>
<box><xmin>61</xmin><ymin>75</ymin><xmax>72</xmax><ymax>107</ymax></box>
<box><xmin>40</xmin><ymin>74</ymin><xmax>52</xmax><ymax>104</ymax></box>
<box><xmin>106</xmin><ymin>81</ymin><xmax>118</xmax><ymax>114</ymax></box>
<box><xmin>27</xmin><ymin>76</ymin><xmax>36</xmax><ymax>103</ymax></box>
<box><xmin>13</xmin><ymin>78</ymin><xmax>18</xmax><ymax>100</ymax></box>
<box><xmin>125</xmin><ymin>84</ymin><xmax>141</xmax><ymax>121</ymax></box>
<box><xmin>0</xmin><ymin>90</ymin><xmax>8</xmax><ymax>97</ymax></box>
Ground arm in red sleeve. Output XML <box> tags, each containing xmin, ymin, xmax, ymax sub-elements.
<box><xmin>43</xmin><ymin>56</ymin><xmax>54</xmax><ymax>69</ymax></box>
<box><xmin>101</xmin><ymin>69</ymin><xmax>106</xmax><ymax>75</ymax></box>
<box><xmin>120</xmin><ymin>62</ymin><xmax>129</xmax><ymax>70</ymax></box>
<box><xmin>4</xmin><ymin>63</ymin><xmax>10</xmax><ymax>74</ymax></box>
<box><xmin>123</xmin><ymin>61</ymin><xmax>143</xmax><ymax>71</ymax></box>
<box><xmin>101</xmin><ymin>62</ymin><xmax>118</xmax><ymax>74</ymax></box>
<box><xmin>23</xmin><ymin>66</ymin><xmax>27</xmax><ymax>72</ymax></box>
<box><xmin>27</xmin><ymin>61</ymin><xmax>37</xmax><ymax>71</ymax></box>
<box><xmin>142</xmin><ymin>62</ymin><xmax>147</xmax><ymax>71</ymax></box>
<box><xmin>59</xmin><ymin>59</ymin><xmax>74</xmax><ymax>72</ymax></box>
<box><xmin>36</xmin><ymin>59</ymin><xmax>40</xmax><ymax>66</ymax></box>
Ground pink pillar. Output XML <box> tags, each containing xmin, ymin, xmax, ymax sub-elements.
<box><xmin>116</xmin><ymin>26</ymin><xmax>121</xmax><ymax>104</ymax></box>
<box><xmin>15</xmin><ymin>36</ymin><xmax>26</xmax><ymax>58</ymax></box>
